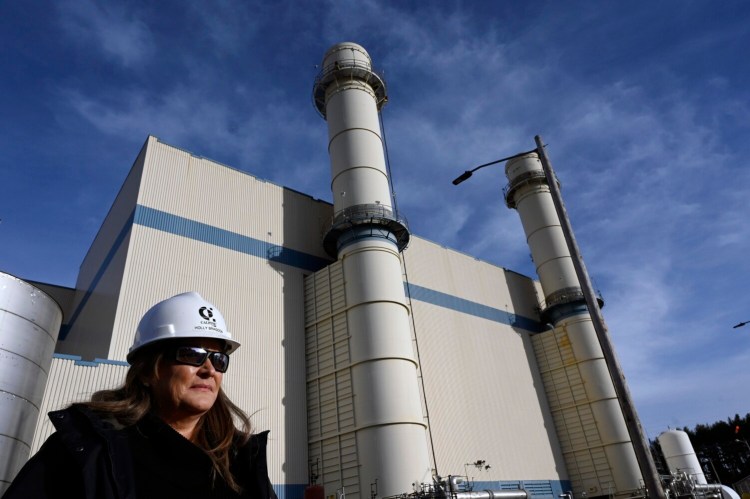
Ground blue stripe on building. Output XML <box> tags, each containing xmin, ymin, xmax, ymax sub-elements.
<box><xmin>406</xmin><ymin>283</ymin><xmax>543</xmax><ymax>333</ymax></box>
<box><xmin>59</xmin><ymin>209</ymin><xmax>135</xmax><ymax>340</ymax></box>
<box><xmin>62</xmin><ymin>204</ymin><xmax>541</xmax><ymax>341</ymax></box>
<box><xmin>52</xmin><ymin>353</ymin><xmax>129</xmax><ymax>367</ymax></box>
<box><xmin>134</xmin><ymin>205</ymin><xmax>332</xmax><ymax>273</ymax></box>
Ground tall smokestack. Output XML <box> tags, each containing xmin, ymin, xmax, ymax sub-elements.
<box><xmin>504</xmin><ymin>154</ymin><xmax>643</xmax><ymax>497</ymax></box>
<box><xmin>313</xmin><ymin>42</ymin><xmax>431</xmax><ymax>497</ymax></box>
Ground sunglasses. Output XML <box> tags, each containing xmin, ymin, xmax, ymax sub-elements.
<box><xmin>173</xmin><ymin>346</ymin><xmax>230</xmax><ymax>373</ymax></box>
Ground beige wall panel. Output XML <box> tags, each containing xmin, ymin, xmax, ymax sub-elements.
<box><xmin>73</xmin><ymin>137</ymin><xmax>338</xmax><ymax>488</ymax></box>
<box><xmin>30</xmin><ymin>357</ymin><xmax>128</xmax><ymax>454</ymax></box>
<box><xmin>108</xmin><ymin>224</ymin><xmax>312</xmax><ymax>487</ymax></box>
<box><xmin>532</xmin><ymin>328</ymin><xmax>618</xmax><ymax>496</ymax></box>
<box><xmin>138</xmin><ymin>139</ymin><xmax>332</xmax><ymax>260</ymax></box>
<box><xmin>397</xmin><ymin>237</ymin><xmax>566</xmax><ymax>482</ymax></box>
<box><xmin>61</xmin><ymin>233</ymin><xmax>133</xmax><ymax>359</ymax></box>
<box><xmin>403</xmin><ymin>239</ymin><xmax>513</xmax><ymax>308</ymax></box>
<box><xmin>57</xmin><ymin>138</ymin><xmax>149</xmax><ymax>359</ymax></box>
<box><xmin>304</xmin><ymin>262</ymin><xmax>360</xmax><ymax>498</ymax></box>
<box><xmin>403</xmin><ymin>238</ymin><xmax>541</xmax><ymax>322</ymax></box>
<box><xmin>412</xmin><ymin>300</ymin><xmax>564</xmax><ymax>480</ymax></box>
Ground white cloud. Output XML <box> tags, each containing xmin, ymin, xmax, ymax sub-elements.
<box><xmin>57</xmin><ymin>1</ymin><xmax>154</xmax><ymax>67</ymax></box>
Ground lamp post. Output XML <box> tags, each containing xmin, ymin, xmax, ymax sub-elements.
<box><xmin>452</xmin><ymin>148</ymin><xmax>538</xmax><ymax>185</ymax></box>
<box><xmin>453</xmin><ymin>135</ymin><xmax>666</xmax><ymax>499</ymax></box>
<box><xmin>732</xmin><ymin>321</ymin><xmax>749</xmax><ymax>329</ymax></box>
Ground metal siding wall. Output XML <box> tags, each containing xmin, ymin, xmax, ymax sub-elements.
<box><xmin>30</xmin><ymin>357</ymin><xmax>128</xmax><ymax>454</ymax></box>
<box><xmin>532</xmin><ymin>328</ymin><xmax>617</xmax><ymax>496</ymax></box>
<box><xmin>65</xmin><ymin>231</ymin><xmax>133</xmax><ymax>357</ymax></box>
<box><xmin>402</xmin><ymin>238</ymin><xmax>568</xmax><ymax>483</ymax></box>
<box><xmin>403</xmin><ymin>241</ymin><xmax>515</xmax><ymax>309</ymax></box>
<box><xmin>102</xmin><ymin>139</ymin><xmax>332</xmax><ymax>490</ymax></box>
<box><xmin>111</xmin><ymin>230</ymin><xmax>306</xmax><ymax>488</ymax></box>
<box><xmin>57</xmin><ymin>138</ymin><xmax>149</xmax><ymax>359</ymax></box>
<box><xmin>136</xmin><ymin>140</ymin><xmax>331</xmax><ymax>262</ymax></box>
<box><xmin>305</xmin><ymin>263</ymin><xmax>360</xmax><ymax>499</ymax></box>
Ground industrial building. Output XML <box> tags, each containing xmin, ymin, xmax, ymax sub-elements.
<box><xmin>2</xmin><ymin>43</ymin><xmax>653</xmax><ymax>499</ymax></box>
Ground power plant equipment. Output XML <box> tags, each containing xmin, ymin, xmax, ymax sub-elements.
<box><xmin>0</xmin><ymin>272</ymin><xmax>62</xmax><ymax>495</ymax></box>
<box><xmin>311</xmin><ymin>41</ymin><xmax>431</xmax><ymax>498</ymax></box>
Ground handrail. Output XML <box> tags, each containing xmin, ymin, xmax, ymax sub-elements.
<box><xmin>312</xmin><ymin>58</ymin><xmax>388</xmax><ymax>117</ymax></box>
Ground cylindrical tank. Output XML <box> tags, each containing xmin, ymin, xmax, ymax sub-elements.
<box><xmin>313</xmin><ymin>42</ymin><xmax>431</xmax><ymax>497</ymax></box>
<box><xmin>658</xmin><ymin>429</ymin><xmax>707</xmax><ymax>484</ymax></box>
<box><xmin>0</xmin><ymin>272</ymin><xmax>62</xmax><ymax>494</ymax></box>
<box><xmin>504</xmin><ymin>154</ymin><xmax>642</xmax><ymax>495</ymax></box>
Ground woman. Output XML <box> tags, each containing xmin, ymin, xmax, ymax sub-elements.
<box><xmin>5</xmin><ymin>292</ymin><xmax>276</xmax><ymax>499</ymax></box>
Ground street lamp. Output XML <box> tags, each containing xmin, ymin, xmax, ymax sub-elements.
<box><xmin>452</xmin><ymin>148</ymin><xmax>538</xmax><ymax>185</ymax></box>
<box><xmin>732</xmin><ymin>321</ymin><xmax>749</xmax><ymax>329</ymax></box>
<box><xmin>452</xmin><ymin>135</ymin><xmax>666</xmax><ymax>499</ymax></box>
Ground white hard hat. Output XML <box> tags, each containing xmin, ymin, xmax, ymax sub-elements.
<box><xmin>127</xmin><ymin>292</ymin><xmax>240</xmax><ymax>363</ymax></box>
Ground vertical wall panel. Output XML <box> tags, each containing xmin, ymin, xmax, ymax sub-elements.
<box><xmin>31</xmin><ymin>357</ymin><xmax>128</xmax><ymax>453</ymax></box>
<box><xmin>402</xmin><ymin>238</ymin><xmax>567</xmax><ymax>483</ymax></box>
<box><xmin>306</xmin><ymin>238</ymin><xmax>570</xmax><ymax>497</ymax></box>
<box><xmin>100</xmin><ymin>138</ymin><xmax>336</xmax><ymax>490</ymax></box>
<box><xmin>57</xmin><ymin>138</ymin><xmax>150</xmax><ymax>359</ymax></box>
<box><xmin>305</xmin><ymin>262</ymin><xmax>361</xmax><ymax>499</ymax></box>
<box><xmin>532</xmin><ymin>327</ymin><xmax>617</xmax><ymax>495</ymax></box>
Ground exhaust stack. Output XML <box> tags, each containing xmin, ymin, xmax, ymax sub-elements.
<box><xmin>504</xmin><ymin>153</ymin><xmax>642</xmax><ymax>496</ymax></box>
<box><xmin>313</xmin><ymin>42</ymin><xmax>431</xmax><ymax>498</ymax></box>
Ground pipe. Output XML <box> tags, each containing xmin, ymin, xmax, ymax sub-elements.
<box><xmin>454</xmin><ymin>491</ymin><xmax>528</xmax><ymax>499</ymax></box>
<box><xmin>693</xmin><ymin>484</ymin><xmax>723</xmax><ymax>493</ymax></box>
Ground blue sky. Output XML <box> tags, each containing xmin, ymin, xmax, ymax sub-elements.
<box><xmin>2</xmin><ymin>1</ymin><xmax>749</xmax><ymax>439</ymax></box>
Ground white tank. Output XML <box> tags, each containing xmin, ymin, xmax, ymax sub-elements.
<box><xmin>0</xmin><ymin>272</ymin><xmax>62</xmax><ymax>494</ymax></box>
<box><xmin>658</xmin><ymin>429</ymin><xmax>706</xmax><ymax>484</ymax></box>
<box><xmin>720</xmin><ymin>484</ymin><xmax>741</xmax><ymax>499</ymax></box>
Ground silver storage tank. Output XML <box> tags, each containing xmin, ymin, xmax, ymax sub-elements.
<box><xmin>0</xmin><ymin>272</ymin><xmax>62</xmax><ymax>494</ymax></box>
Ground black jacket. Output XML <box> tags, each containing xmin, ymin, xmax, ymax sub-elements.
<box><xmin>3</xmin><ymin>407</ymin><xmax>277</xmax><ymax>499</ymax></box>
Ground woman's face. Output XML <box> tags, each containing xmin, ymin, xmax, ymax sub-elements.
<box><xmin>149</xmin><ymin>338</ymin><xmax>226</xmax><ymax>422</ymax></box>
